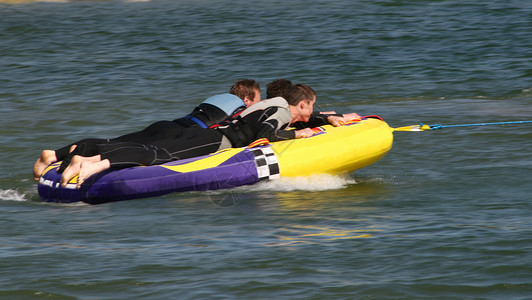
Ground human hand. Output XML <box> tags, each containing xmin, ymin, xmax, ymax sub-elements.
<box><xmin>328</xmin><ymin>113</ymin><xmax>362</xmax><ymax>126</ymax></box>
<box><xmin>295</xmin><ymin>128</ymin><xmax>316</xmax><ymax>138</ymax></box>
<box><xmin>327</xmin><ymin>115</ymin><xmax>343</xmax><ymax>126</ymax></box>
<box><xmin>341</xmin><ymin>112</ymin><xmax>361</xmax><ymax>121</ymax></box>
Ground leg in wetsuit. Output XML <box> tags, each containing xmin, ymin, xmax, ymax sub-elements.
<box><xmin>60</xmin><ymin>126</ymin><xmax>225</xmax><ymax>170</ymax></box>
<box><xmin>54</xmin><ymin>121</ymin><xmax>186</xmax><ymax>161</ymax></box>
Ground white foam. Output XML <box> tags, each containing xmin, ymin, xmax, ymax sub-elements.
<box><xmin>254</xmin><ymin>173</ymin><xmax>356</xmax><ymax>192</ymax></box>
<box><xmin>0</xmin><ymin>189</ymin><xmax>28</xmax><ymax>202</ymax></box>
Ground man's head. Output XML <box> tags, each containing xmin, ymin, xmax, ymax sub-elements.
<box><xmin>230</xmin><ymin>79</ymin><xmax>261</xmax><ymax>107</ymax></box>
<box><xmin>266</xmin><ymin>79</ymin><xmax>293</xmax><ymax>99</ymax></box>
<box><xmin>285</xmin><ymin>84</ymin><xmax>316</xmax><ymax>123</ymax></box>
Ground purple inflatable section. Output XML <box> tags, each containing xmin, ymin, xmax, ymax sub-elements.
<box><xmin>38</xmin><ymin>150</ymin><xmax>260</xmax><ymax>204</ymax></box>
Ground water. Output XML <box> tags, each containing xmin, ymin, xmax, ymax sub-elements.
<box><xmin>1</xmin><ymin>0</ymin><xmax>531</xmax><ymax>298</ymax></box>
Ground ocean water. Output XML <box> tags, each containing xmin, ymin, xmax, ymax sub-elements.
<box><xmin>1</xmin><ymin>0</ymin><xmax>531</xmax><ymax>299</ymax></box>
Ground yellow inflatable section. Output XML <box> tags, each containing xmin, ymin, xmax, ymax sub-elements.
<box><xmin>271</xmin><ymin>118</ymin><xmax>393</xmax><ymax>176</ymax></box>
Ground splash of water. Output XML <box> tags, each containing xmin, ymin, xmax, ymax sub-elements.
<box><xmin>0</xmin><ymin>189</ymin><xmax>28</xmax><ymax>202</ymax></box>
<box><xmin>254</xmin><ymin>173</ymin><xmax>356</xmax><ymax>192</ymax></box>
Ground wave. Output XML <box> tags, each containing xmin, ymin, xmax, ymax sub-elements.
<box><xmin>0</xmin><ymin>189</ymin><xmax>28</xmax><ymax>202</ymax></box>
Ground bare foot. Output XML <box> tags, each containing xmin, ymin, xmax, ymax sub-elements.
<box><xmin>60</xmin><ymin>155</ymin><xmax>83</xmax><ymax>187</ymax></box>
<box><xmin>33</xmin><ymin>150</ymin><xmax>57</xmax><ymax>181</ymax></box>
<box><xmin>77</xmin><ymin>159</ymin><xmax>111</xmax><ymax>189</ymax></box>
<box><xmin>60</xmin><ymin>155</ymin><xmax>102</xmax><ymax>187</ymax></box>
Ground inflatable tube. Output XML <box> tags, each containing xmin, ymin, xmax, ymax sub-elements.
<box><xmin>38</xmin><ymin>118</ymin><xmax>393</xmax><ymax>204</ymax></box>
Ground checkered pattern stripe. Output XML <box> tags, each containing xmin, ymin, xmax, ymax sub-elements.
<box><xmin>251</xmin><ymin>147</ymin><xmax>280</xmax><ymax>180</ymax></box>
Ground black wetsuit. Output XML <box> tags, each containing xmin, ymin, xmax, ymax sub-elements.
<box><xmin>55</xmin><ymin>94</ymin><xmax>245</xmax><ymax>170</ymax></box>
<box><xmin>61</xmin><ymin>97</ymin><xmax>297</xmax><ymax>169</ymax></box>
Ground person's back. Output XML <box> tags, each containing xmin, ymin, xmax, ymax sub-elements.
<box><xmin>173</xmin><ymin>78</ymin><xmax>262</xmax><ymax>128</ymax></box>
<box><xmin>173</xmin><ymin>93</ymin><xmax>245</xmax><ymax>128</ymax></box>
<box><xmin>216</xmin><ymin>97</ymin><xmax>294</xmax><ymax>147</ymax></box>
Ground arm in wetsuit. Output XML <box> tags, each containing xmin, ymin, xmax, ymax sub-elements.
<box><xmin>216</xmin><ymin>97</ymin><xmax>295</xmax><ymax>147</ymax></box>
<box><xmin>290</xmin><ymin>112</ymin><xmax>341</xmax><ymax>129</ymax></box>
<box><xmin>253</xmin><ymin>106</ymin><xmax>296</xmax><ymax>142</ymax></box>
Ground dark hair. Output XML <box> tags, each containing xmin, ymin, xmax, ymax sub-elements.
<box><xmin>285</xmin><ymin>83</ymin><xmax>316</xmax><ymax>106</ymax></box>
<box><xmin>230</xmin><ymin>79</ymin><xmax>260</xmax><ymax>101</ymax></box>
<box><xmin>266</xmin><ymin>79</ymin><xmax>293</xmax><ymax>99</ymax></box>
